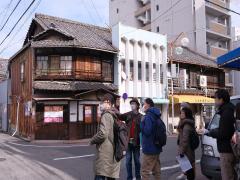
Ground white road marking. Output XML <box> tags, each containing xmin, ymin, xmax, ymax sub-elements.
<box><xmin>53</xmin><ymin>154</ymin><xmax>95</xmax><ymax>161</ymax></box>
<box><xmin>8</xmin><ymin>141</ymin><xmax>89</xmax><ymax>148</ymax></box>
<box><xmin>53</xmin><ymin>152</ymin><xmax>201</xmax><ymax>172</ymax></box>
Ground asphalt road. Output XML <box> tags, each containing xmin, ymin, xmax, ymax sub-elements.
<box><xmin>0</xmin><ymin>133</ymin><xmax>207</xmax><ymax>180</ymax></box>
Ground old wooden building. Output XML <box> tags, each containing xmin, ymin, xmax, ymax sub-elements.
<box><xmin>168</xmin><ymin>46</ymin><xmax>229</xmax><ymax>132</ymax></box>
<box><xmin>9</xmin><ymin>14</ymin><xmax>118</xmax><ymax>140</ymax></box>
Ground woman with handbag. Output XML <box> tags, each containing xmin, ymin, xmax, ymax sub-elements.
<box><xmin>232</xmin><ymin>102</ymin><xmax>240</xmax><ymax>180</ymax></box>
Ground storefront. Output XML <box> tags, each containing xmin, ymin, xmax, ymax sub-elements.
<box><xmin>169</xmin><ymin>95</ymin><xmax>215</xmax><ymax>132</ymax></box>
<box><xmin>33</xmin><ymin>88</ymin><xmax>118</xmax><ymax>140</ymax></box>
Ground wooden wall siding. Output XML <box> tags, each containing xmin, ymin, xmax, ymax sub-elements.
<box><xmin>10</xmin><ymin>47</ymin><xmax>34</xmax><ymax>138</ymax></box>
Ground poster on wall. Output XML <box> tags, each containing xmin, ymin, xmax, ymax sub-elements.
<box><xmin>44</xmin><ymin>106</ymin><xmax>63</xmax><ymax>123</ymax></box>
<box><xmin>84</xmin><ymin>106</ymin><xmax>92</xmax><ymax>124</ymax></box>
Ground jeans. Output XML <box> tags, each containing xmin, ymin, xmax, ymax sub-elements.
<box><xmin>126</xmin><ymin>143</ymin><xmax>141</xmax><ymax>180</ymax></box>
<box><xmin>95</xmin><ymin>176</ymin><xmax>115</xmax><ymax>180</ymax></box>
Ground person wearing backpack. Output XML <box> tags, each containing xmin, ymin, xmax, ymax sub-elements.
<box><xmin>177</xmin><ymin>107</ymin><xmax>198</xmax><ymax>180</ymax></box>
<box><xmin>120</xmin><ymin>98</ymin><xmax>142</xmax><ymax>180</ymax></box>
<box><xmin>141</xmin><ymin>98</ymin><xmax>165</xmax><ymax>180</ymax></box>
<box><xmin>90</xmin><ymin>93</ymin><xmax>121</xmax><ymax>180</ymax></box>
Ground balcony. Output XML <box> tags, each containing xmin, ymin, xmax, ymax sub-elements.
<box><xmin>205</xmin><ymin>0</ymin><xmax>230</xmax><ymax>15</ymax></box>
<box><xmin>206</xmin><ymin>21</ymin><xmax>231</xmax><ymax>39</ymax></box>
<box><xmin>142</xmin><ymin>24</ymin><xmax>151</xmax><ymax>31</ymax></box>
<box><xmin>207</xmin><ymin>45</ymin><xmax>228</xmax><ymax>57</ymax></box>
<box><xmin>135</xmin><ymin>3</ymin><xmax>151</xmax><ymax>17</ymax></box>
<box><xmin>34</xmin><ymin>69</ymin><xmax>113</xmax><ymax>82</ymax></box>
<box><xmin>208</xmin><ymin>20</ymin><xmax>228</xmax><ymax>35</ymax></box>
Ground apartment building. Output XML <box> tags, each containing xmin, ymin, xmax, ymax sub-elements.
<box><xmin>110</xmin><ymin>0</ymin><xmax>232</xmax><ymax>58</ymax></box>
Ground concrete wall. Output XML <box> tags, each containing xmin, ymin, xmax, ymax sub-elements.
<box><xmin>0</xmin><ymin>80</ymin><xmax>8</xmax><ymax>132</ymax></box>
<box><xmin>151</xmin><ymin>0</ymin><xmax>196</xmax><ymax>49</ymax></box>
<box><xmin>109</xmin><ymin>0</ymin><xmax>141</xmax><ymax>28</ymax></box>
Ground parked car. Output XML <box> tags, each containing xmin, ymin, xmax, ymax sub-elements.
<box><xmin>200</xmin><ymin>95</ymin><xmax>240</xmax><ymax>179</ymax></box>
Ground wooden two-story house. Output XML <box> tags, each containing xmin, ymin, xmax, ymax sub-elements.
<box><xmin>9</xmin><ymin>14</ymin><xmax>118</xmax><ymax>140</ymax></box>
<box><xmin>168</xmin><ymin>47</ymin><xmax>228</xmax><ymax>131</ymax></box>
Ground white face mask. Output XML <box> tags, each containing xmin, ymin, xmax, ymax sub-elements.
<box><xmin>99</xmin><ymin>103</ymin><xmax>105</xmax><ymax>112</ymax></box>
<box><xmin>141</xmin><ymin>106</ymin><xmax>146</xmax><ymax>113</ymax></box>
<box><xmin>131</xmin><ymin>104</ymin><xmax>137</xmax><ymax>111</ymax></box>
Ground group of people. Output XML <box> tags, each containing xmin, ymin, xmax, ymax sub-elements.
<box><xmin>89</xmin><ymin>89</ymin><xmax>240</xmax><ymax>180</ymax></box>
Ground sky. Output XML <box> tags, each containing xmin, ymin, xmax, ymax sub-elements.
<box><xmin>0</xmin><ymin>0</ymin><xmax>239</xmax><ymax>59</ymax></box>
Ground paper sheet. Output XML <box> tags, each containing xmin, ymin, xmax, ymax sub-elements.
<box><xmin>176</xmin><ymin>155</ymin><xmax>192</xmax><ymax>172</ymax></box>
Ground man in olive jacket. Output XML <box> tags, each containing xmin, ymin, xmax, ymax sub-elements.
<box><xmin>120</xmin><ymin>98</ymin><xmax>142</xmax><ymax>180</ymax></box>
<box><xmin>90</xmin><ymin>93</ymin><xmax>121</xmax><ymax>180</ymax></box>
<box><xmin>206</xmin><ymin>89</ymin><xmax>236</xmax><ymax>180</ymax></box>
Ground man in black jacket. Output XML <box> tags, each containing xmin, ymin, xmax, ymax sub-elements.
<box><xmin>120</xmin><ymin>98</ymin><xmax>142</xmax><ymax>180</ymax></box>
<box><xmin>206</xmin><ymin>89</ymin><xmax>236</xmax><ymax>180</ymax></box>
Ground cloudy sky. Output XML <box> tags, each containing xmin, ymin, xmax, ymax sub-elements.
<box><xmin>0</xmin><ymin>0</ymin><xmax>239</xmax><ymax>59</ymax></box>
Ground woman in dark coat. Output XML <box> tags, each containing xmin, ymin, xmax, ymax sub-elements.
<box><xmin>177</xmin><ymin>107</ymin><xmax>196</xmax><ymax>180</ymax></box>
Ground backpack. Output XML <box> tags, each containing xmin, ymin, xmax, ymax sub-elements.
<box><xmin>113</xmin><ymin>117</ymin><xmax>129</xmax><ymax>162</ymax></box>
<box><xmin>149</xmin><ymin>112</ymin><xmax>167</xmax><ymax>148</ymax></box>
<box><xmin>190</xmin><ymin>128</ymin><xmax>200</xmax><ymax>150</ymax></box>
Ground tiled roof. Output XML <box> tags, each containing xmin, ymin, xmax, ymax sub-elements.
<box><xmin>32</xmin><ymin>14</ymin><xmax>117</xmax><ymax>52</ymax></box>
<box><xmin>33</xmin><ymin>81</ymin><xmax>118</xmax><ymax>91</ymax></box>
<box><xmin>169</xmin><ymin>46</ymin><xmax>218</xmax><ymax>68</ymax></box>
<box><xmin>0</xmin><ymin>59</ymin><xmax>8</xmax><ymax>80</ymax></box>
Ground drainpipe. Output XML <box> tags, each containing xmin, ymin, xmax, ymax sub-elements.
<box><xmin>12</xmin><ymin>96</ymin><xmax>20</xmax><ymax>137</ymax></box>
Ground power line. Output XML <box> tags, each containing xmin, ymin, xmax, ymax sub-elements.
<box><xmin>0</xmin><ymin>0</ymin><xmax>41</xmax><ymax>55</ymax></box>
<box><xmin>82</xmin><ymin>0</ymin><xmax>97</xmax><ymax>25</ymax></box>
<box><xmin>121</xmin><ymin>0</ymin><xmax>184</xmax><ymax>36</ymax></box>
<box><xmin>0</xmin><ymin>0</ymin><xmax>36</xmax><ymax>47</ymax></box>
<box><xmin>0</xmin><ymin>0</ymin><xmax>22</xmax><ymax>32</ymax></box>
<box><xmin>89</xmin><ymin>0</ymin><xmax>102</xmax><ymax>24</ymax></box>
<box><xmin>205</xmin><ymin>0</ymin><xmax>240</xmax><ymax>16</ymax></box>
<box><xmin>151</xmin><ymin>0</ymin><xmax>183</xmax><ymax>24</ymax></box>
<box><xmin>89</xmin><ymin>0</ymin><xmax>110</xmax><ymax>29</ymax></box>
<box><xmin>0</xmin><ymin>0</ymin><xmax>14</xmax><ymax>27</ymax></box>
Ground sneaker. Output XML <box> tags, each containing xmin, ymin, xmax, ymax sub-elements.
<box><xmin>176</xmin><ymin>173</ymin><xmax>186</xmax><ymax>180</ymax></box>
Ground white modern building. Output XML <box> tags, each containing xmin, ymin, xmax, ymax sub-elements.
<box><xmin>112</xmin><ymin>23</ymin><xmax>169</xmax><ymax>126</ymax></box>
<box><xmin>110</xmin><ymin>0</ymin><xmax>232</xmax><ymax>58</ymax></box>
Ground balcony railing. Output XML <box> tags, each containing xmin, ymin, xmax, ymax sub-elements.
<box><xmin>207</xmin><ymin>20</ymin><xmax>229</xmax><ymax>35</ymax></box>
<box><xmin>208</xmin><ymin>45</ymin><xmax>228</xmax><ymax>57</ymax></box>
<box><xmin>206</xmin><ymin>0</ymin><xmax>229</xmax><ymax>13</ymax></box>
<box><xmin>35</xmin><ymin>69</ymin><xmax>112</xmax><ymax>82</ymax></box>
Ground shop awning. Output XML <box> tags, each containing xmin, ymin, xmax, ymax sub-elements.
<box><xmin>169</xmin><ymin>95</ymin><xmax>215</xmax><ymax>104</ymax></box>
<box><xmin>217</xmin><ymin>47</ymin><xmax>240</xmax><ymax>69</ymax></box>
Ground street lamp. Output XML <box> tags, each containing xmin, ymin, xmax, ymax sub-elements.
<box><xmin>169</xmin><ymin>32</ymin><xmax>189</xmax><ymax>134</ymax></box>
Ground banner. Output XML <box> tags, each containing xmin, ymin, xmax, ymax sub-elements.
<box><xmin>44</xmin><ymin>106</ymin><xmax>63</xmax><ymax>123</ymax></box>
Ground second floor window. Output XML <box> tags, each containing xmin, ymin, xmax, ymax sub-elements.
<box><xmin>36</xmin><ymin>56</ymin><xmax>48</xmax><ymax>71</ymax></box>
<box><xmin>60</xmin><ymin>56</ymin><xmax>72</xmax><ymax>72</ymax></box>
